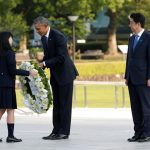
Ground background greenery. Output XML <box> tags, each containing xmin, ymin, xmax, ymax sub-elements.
<box><xmin>1</xmin><ymin>0</ymin><xmax>150</xmax><ymax>54</ymax></box>
<box><xmin>16</xmin><ymin>85</ymin><xmax>130</xmax><ymax>108</ymax></box>
<box><xmin>76</xmin><ymin>61</ymin><xmax>125</xmax><ymax>76</ymax></box>
<box><xmin>17</xmin><ymin>60</ymin><xmax>130</xmax><ymax>108</ymax></box>
<box><xmin>44</xmin><ymin>60</ymin><xmax>126</xmax><ymax>80</ymax></box>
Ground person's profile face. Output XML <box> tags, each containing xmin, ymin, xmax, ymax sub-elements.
<box><xmin>9</xmin><ymin>37</ymin><xmax>13</xmax><ymax>46</ymax></box>
<box><xmin>34</xmin><ymin>23</ymin><xmax>48</xmax><ymax>36</ymax></box>
<box><xmin>129</xmin><ymin>18</ymin><xmax>140</xmax><ymax>33</ymax></box>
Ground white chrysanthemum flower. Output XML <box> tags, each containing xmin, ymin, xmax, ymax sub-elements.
<box><xmin>19</xmin><ymin>61</ymin><xmax>52</xmax><ymax>114</ymax></box>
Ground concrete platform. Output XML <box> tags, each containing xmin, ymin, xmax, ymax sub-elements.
<box><xmin>0</xmin><ymin>108</ymin><xmax>150</xmax><ymax>150</ymax></box>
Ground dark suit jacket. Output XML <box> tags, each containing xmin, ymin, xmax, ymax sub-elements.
<box><xmin>42</xmin><ymin>28</ymin><xmax>79</xmax><ymax>85</ymax></box>
<box><xmin>125</xmin><ymin>31</ymin><xmax>150</xmax><ymax>85</ymax></box>
<box><xmin>0</xmin><ymin>50</ymin><xmax>29</xmax><ymax>88</ymax></box>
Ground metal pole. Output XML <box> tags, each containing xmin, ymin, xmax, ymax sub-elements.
<box><xmin>73</xmin><ymin>84</ymin><xmax>76</xmax><ymax>108</ymax></box>
<box><xmin>115</xmin><ymin>85</ymin><xmax>118</xmax><ymax>108</ymax></box>
<box><xmin>122</xmin><ymin>86</ymin><xmax>125</xmax><ymax>107</ymax></box>
<box><xmin>84</xmin><ymin>86</ymin><xmax>87</xmax><ymax>107</ymax></box>
<box><xmin>72</xmin><ymin>21</ymin><xmax>75</xmax><ymax>62</ymax></box>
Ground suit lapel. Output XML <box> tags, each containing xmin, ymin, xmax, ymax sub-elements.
<box><xmin>47</xmin><ymin>29</ymin><xmax>53</xmax><ymax>50</ymax></box>
<box><xmin>128</xmin><ymin>35</ymin><xmax>135</xmax><ymax>55</ymax></box>
<box><xmin>133</xmin><ymin>31</ymin><xmax>146</xmax><ymax>52</ymax></box>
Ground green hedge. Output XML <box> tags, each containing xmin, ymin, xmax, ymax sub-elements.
<box><xmin>44</xmin><ymin>61</ymin><xmax>126</xmax><ymax>79</ymax></box>
<box><xmin>75</xmin><ymin>61</ymin><xmax>126</xmax><ymax>77</ymax></box>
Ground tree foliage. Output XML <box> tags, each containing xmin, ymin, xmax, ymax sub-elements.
<box><xmin>13</xmin><ymin>0</ymin><xmax>95</xmax><ymax>39</ymax></box>
<box><xmin>47</xmin><ymin>0</ymin><xmax>94</xmax><ymax>38</ymax></box>
<box><xmin>2</xmin><ymin>0</ymin><xmax>150</xmax><ymax>54</ymax></box>
<box><xmin>91</xmin><ymin>0</ymin><xmax>132</xmax><ymax>54</ymax></box>
<box><xmin>13</xmin><ymin>0</ymin><xmax>53</xmax><ymax>26</ymax></box>
<box><xmin>0</xmin><ymin>0</ymin><xmax>27</xmax><ymax>36</ymax></box>
<box><xmin>118</xmin><ymin>0</ymin><xmax>150</xmax><ymax>30</ymax></box>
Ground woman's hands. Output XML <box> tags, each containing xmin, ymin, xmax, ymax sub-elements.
<box><xmin>29</xmin><ymin>69</ymin><xmax>38</xmax><ymax>77</ymax></box>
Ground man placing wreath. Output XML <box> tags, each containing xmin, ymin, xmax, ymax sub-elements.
<box><xmin>34</xmin><ymin>16</ymin><xmax>79</xmax><ymax>140</ymax></box>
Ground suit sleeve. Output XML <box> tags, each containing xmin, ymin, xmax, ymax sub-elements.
<box><xmin>6</xmin><ymin>51</ymin><xmax>29</xmax><ymax>76</ymax></box>
<box><xmin>124</xmin><ymin>61</ymin><xmax>128</xmax><ymax>79</ymax></box>
<box><xmin>44</xmin><ymin>33</ymin><xmax>67</xmax><ymax>68</ymax></box>
<box><xmin>147</xmin><ymin>35</ymin><xmax>150</xmax><ymax>79</ymax></box>
<box><xmin>124</xmin><ymin>39</ymin><xmax>130</xmax><ymax>79</ymax></box>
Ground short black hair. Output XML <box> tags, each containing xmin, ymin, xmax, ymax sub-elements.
<box><xmin>130</xmin><ymin>13</ymin><xmax>145</xmax><ymax>28</ymax></box>
<box><xmin>0</xmin><ymin>31</ymin><xmax>13</xmax><ymax>53</ymax></box>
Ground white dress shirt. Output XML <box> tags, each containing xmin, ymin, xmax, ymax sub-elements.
<box><xmin>134</xmin><ymin>28</ymin><xmax>144</xmax><ymax>41</ymax></box>
<box><xmin>43</xmin><ymin>27</ymin><xmax>50</xmax><ymax>67</ymax></box>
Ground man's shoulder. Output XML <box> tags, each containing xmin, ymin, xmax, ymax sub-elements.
<box><xmin>142</xmin><ymin>30</ymin><xmax>150</xmax><ymax>36</ymax></box>
<box><xmin>50</xmin><ymin>28</ymin><xmax>65</xmax><ymax>37</ymax></box>
<box><xmin>51</xmin><ymin>28</ymin><xmax>62</xmax><ymax>34</ymax></box>
<box><xmin>141</xmin><ymin>31</ymin><xmax>150</xmax><ymax>44</ymax></box>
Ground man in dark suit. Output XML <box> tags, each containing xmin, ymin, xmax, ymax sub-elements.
<box><xmin>125</xmin><ymin>13</ymin><xmax>150</xmax><ymax>142</ymax></box>
<box><xmin>34</xmin><ymin>16</ymin><xmax>78</xmax><ymax>140</ymax></box>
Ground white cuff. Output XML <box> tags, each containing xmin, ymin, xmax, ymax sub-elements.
<box><xmin>43</xmin><ymin>61</ymin><xmax>46</xmax><ymax>66</ymax></box>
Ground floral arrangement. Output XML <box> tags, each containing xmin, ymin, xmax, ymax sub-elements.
<box><xmin>19</xmin><ymin>62</ymin><xmax>53</xmax><ymax>114</ymax></box>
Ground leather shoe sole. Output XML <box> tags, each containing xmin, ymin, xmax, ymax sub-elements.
<box><xmin>6</xmin><ymin>137</ymin><xmax>22</xmax><ymax>143</ymax></box>
<box><xmin>127</xmin><ymin>136</ymin><xmax>140</xmax><ymax>142</ymax></box>
<box><xmin>51</xmin><ymin>134</ymin><xmax>69</xmax><ymax>140</ymax></box>
<box><xmin>42</xmin><ymin>133</ymin><xmax>56</xmax><ymax>140</ymax></box>
<box><xmin>138</xmin><ymin>137</ymin><xmax>150</xmax><ymax>142</ymax></box>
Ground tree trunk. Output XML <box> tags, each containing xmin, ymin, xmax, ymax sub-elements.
<box><xmin>107</xmin><ymin>9</ymin><xmax>118</xmax><ymax>55</ymax></box>
<box><xmin>19</xmin><ymin>35</ymin><xmax>27</xmax><ymax>53</ymax></box>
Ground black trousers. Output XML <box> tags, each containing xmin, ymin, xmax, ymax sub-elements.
<box><xmin>50</xmin><ymin>76</ymin><xmax>73</xmax><ymax>135</ymax></box>
<box><xmin>128</xmin><ymin>82</ymin><xmax>150</xmax><ymax>137</ymax></box>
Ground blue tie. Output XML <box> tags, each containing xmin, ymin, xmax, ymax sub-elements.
<box><xmin>41</xmin><ymin>36</ymin><xmax>48</xmax><ymax>50</ymax></box>
<box><xmin>41</xmin><ymin>36</ymin><xmax>48</xmax><ymax>56</ymax></box>
<box><xmin>41</xmin><ymin>36</ymin><xmax>47</xmax><ymax>45</ymax></box>
<box><xmin>133</xmin><ymin>35</ymin><xmax>139</xmax><ymax>49</ymax></box>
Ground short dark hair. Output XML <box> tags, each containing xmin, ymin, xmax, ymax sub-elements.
<box><xmin>0</xmin><ymin>31</ymin><xmax>13</xmax><ymax>53</ymax></box>
<box><xmin>130</xmin><ymin>13</ymin><xmax>145</xmax><ymax>28</ymax></box>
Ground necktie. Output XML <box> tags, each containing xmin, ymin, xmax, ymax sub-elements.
<box><xmin>41</xmin><ymin>36</ymin><xmax>48</xmax><ymax>55</ymax></box>
<box><xmin>133</xmin><ymin>35</ymin><xmax>139</xmax><ymax>49</ymax></box>
<box><xmin>41</xmin><ymin>36</ymin><xmax>48</xmax><ymax>50</ymax></box>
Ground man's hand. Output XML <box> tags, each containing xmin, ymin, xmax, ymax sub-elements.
<box><xmin>39</xmin><ymin>62</ymin><xmax>44</xmax><ymax>68</ymax></box>
<box><xmin>147</xmin><ymin>79</ymin><xmax>150</xmax><ymax>87</ymax></box>
<box><xmin>125</xmin><ymin>79</ymin><xmax>128</xmax><ymax>86</ymax></box>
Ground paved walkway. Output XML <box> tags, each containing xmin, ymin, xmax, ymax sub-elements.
<box><xmin>0</xmin><ymin>108</ymin><xmax>150</xmax><ymax>150</ymax></box>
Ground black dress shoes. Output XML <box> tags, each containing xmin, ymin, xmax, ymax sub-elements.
<box><xmin>51</xmin><ymin>134</ymin><xmax>69</xmax><ymax>140</ymax></box>
<box><xmin>6</xmin><ymin>136</ymin><xmax>22</xmax><ymax>143</ymax></box>
<box><xmin>127</xmin><ymin>135</ymin><xmax>140</xmax><ymax>142</ymax></box>
<box><xmin>43</xmin><ymin>133</ymin><xmax>69</xmax><ymax>140</ymax></box>
<box><xmin>138</xmin><ymin>136</ymin><xmax>150</xmax><ymax>142</ymax></box>
<box><xmin>42</xmin><ymin>133</ymin><xmax>56</xmax><ymax>140</ymax></box>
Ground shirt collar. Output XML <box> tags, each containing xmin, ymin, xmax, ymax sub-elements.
<box><xmin>45</xmin><ymin>27</ymin><xmax>50</xmax><ymax>38</ymax></box>
<box><xmin>135</xmin><ymin>29</ymin><xmax>144</xmax><ymax>37</ymax></box>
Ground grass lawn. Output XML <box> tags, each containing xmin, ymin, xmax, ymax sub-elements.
<box><xmin>16</xmin><ymin>84</ymin><xmax>130</xmax><ymax>108</ymax></box>
<box><xmin>16</xmin><ymin>60</ymin><xmax>130</xmax><ymax>108</ymax></box>
<box><xmin>72</xmin><ymin>85</ymin><xmax>130</xmax><ymax>108</ymax></box>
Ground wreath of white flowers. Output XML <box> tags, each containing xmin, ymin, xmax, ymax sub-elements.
<box><xmin>19</xmin><ymin>62</ymin><xmax>53</xmax><ymax>114</ymax></box>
